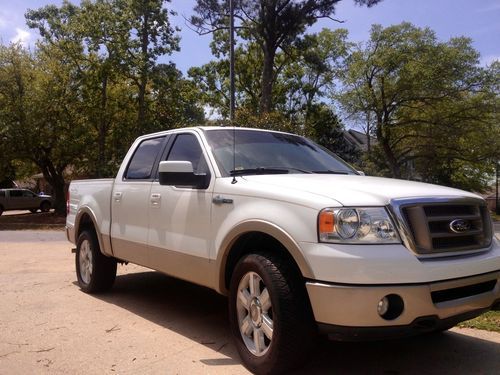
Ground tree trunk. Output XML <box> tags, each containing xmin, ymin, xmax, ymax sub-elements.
<box><xmin>97</xmin><ymin>73</ymin><xmax>108</xmax><ymax>178</ymax></box>
<box><xmin>259</xmin><ymin>47</ymin><xmax>275</xmax><ymax>114</ymax></box>
<box><xmin>376</xmin><ymin>120</ymin><xmax>401</xmax><ymax>178</ymax></box>
<box><xmin>38</xmin><ymin>162</ymin><xmax>67</xmax><ymax>214</ymax></box>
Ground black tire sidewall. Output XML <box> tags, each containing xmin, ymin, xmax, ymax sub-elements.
<box><xmin>75</xmin><ymin>230</ymin><xmax>97</xmax><ymax>293</ymax></box>
<box><xmin>229</xmin><ymin>255</ymin><xmax>278</xmax><ymax>372</ymax></box>
<box><xmin>229</xmin><ymin>253</ymin><xmax>312</xmax><ymax>374</ymax></box>
<box><xmin>40</xmin><ymin>201</ymin><xmax>50</xmax><ymax>212</ymax></box>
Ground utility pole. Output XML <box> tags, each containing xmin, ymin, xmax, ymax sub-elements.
<box><xmin>229</xmin><ymin>0</ymin><xmax>235</xmax><ymax>123</ymax></box>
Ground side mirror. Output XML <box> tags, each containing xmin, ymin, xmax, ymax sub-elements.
<box><xmin>158</xmin><ymin>161</ymin><xmax>209</xmax><ymax>189</ymax></box>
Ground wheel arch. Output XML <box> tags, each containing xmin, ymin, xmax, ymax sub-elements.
<box><xmin>75</xmin><ymin>207</ymin><xmax>109</xmax><ymax>256</ymax></box>
<box><xmin>215</xmin><ymin>220</ymin><xmax>314</xmax><ymax>295</ymax></box>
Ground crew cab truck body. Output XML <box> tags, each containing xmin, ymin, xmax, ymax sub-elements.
<box><xmin>0</xmin><ymin>188</ymin><xmax>52</xmax><ymax>215</ymax></box>
<box><xmin>66</xmin><ymin>127</ymin><xmax>500</xmax><ymax>374</ymax></box>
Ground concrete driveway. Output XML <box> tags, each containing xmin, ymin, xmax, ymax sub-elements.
<box><xmin>0</xmin><ymin>230</ymin><xmax>499</xmax><ymax>374</ymax></box>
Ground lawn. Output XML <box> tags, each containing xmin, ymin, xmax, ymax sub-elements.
<box><xmin>459</xmin><ymin>311</ymin><xmax>500</xmax><ymax>332</ymax></box>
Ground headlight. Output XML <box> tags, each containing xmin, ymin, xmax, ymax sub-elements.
<box><xmin>318</xmin><ymin>207</ymin><xmax>400</xmax><ymax>244</ymax></box>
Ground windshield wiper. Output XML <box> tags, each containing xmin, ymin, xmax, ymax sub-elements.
<box><xmin>230</xmin><ymin>167</ymin><xmax>291</xmax><ymax>176</ymax></box>
<box><xmin>311</xmin><ymin>170</ymin><xmax>350</xmax><ymax>175</ymax></box>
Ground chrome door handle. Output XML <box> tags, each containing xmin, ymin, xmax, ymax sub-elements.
<box><xmin>212</xmin><ymin>195</ymin><xmax>233</xmax><ymax>205</ymax></box>
<box><xmin>150</xmin><ymin>193</ymin><xmax>161</xmax><ymax>207</ymax></box>
<box><xmin>113</xmin><ymin>192</ymin><xmax>122</xmax><ymax>203</ymax></box>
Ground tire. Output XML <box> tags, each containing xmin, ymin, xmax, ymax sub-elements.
<box><xmin>40</xmin><ymin>201</ymin><xmax>51</xmax><ymax>212</ymax></box>
<box><xmin>76</xmin><ymin>230</ymin><xmax>117</xmax><ymax>293</ymax></box>
<box><xmin>229</xmin><ymin>253</ymin><xmax>316</xmax><ymax>374</ymax></box>
<box><xmin>30</xmin><ymin>209</ymin><xmax>38</xmax><ymax>213</ymax></box>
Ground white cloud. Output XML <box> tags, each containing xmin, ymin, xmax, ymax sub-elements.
<box><xmin>10</xmin><ymin>27</ymin><xmax>31</xmax><ymax>47</ymax></box>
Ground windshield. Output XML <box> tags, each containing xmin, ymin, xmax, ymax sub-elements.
<box><xmin>204</xmin><ymin>129</ymin><xmax>356</xmax><ymax>177</ymax></box>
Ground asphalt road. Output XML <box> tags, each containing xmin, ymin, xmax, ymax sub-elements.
<box><xmin>0</xmin><ymin>230</ymin><xmax>499</xmax><ymax>374</ymax></box>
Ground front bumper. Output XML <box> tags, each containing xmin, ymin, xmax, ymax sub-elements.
<box><xmin>306</xmin><ymin>270</ymin><xmax>500</xmax><ymax>339</ymax></box>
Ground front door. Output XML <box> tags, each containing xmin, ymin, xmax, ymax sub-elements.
<box><xmin>148</xmin><ymin>132</ymin><xmax>214</xmax><ymax>287</ymax></box>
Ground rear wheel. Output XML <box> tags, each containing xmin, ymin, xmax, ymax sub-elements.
<box><xmin>229</xmin><ymin>253</ymin><xmax>316</xmax><ymax>374</ymax></box>
<box><xmin>76</xmin><ymin>230</ymin><xmax>117</xmax><ymax>293</ymax></box>
<box><xmin>40</xmin><ymin>201</ymin><xmax>51</xmax><ymax>212</ymax></box>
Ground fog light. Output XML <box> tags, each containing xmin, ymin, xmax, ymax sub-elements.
<box><xmin>377</xmin><ymin>294</ymin><xmax>404</xmax><ymax>320</ymax></box>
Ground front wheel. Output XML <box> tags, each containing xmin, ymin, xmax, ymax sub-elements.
<box><xmin>76</xmin><ymin>230</ymin><xmax>117</xmax><ymax>293</ymax></box>
<box><xmin>229</xmin><ymin>253</ymin><xmax>316</xmax><ymax>374</ymax></box>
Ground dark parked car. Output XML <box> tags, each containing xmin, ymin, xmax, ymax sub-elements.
<box><xmin>0</xmin><ymin>189</ymin><xmax>53</xmax><ymax>215</ymax></box>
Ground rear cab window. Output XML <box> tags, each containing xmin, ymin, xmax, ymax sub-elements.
<box><xmin>124</xmin><ymin>136</ymin><xmax>166</xmax><ymax>180</ymax></box>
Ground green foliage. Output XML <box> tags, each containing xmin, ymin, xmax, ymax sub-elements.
<box><xmin>305</xmin><ymin>104</ymin><xmax>360</xmax><ymax>164</ymax></box>
<box><xmin>0</xmin><ymin>44</ymin><xmax>89</xmax><ymax>211</ymax></box>
<box><xmin>191</xmin><ymin>0</ymin><xmax>380</xmax><ymax>113</ymax></box>
<box><xmin>1</xmin><ymin>1</ymin><xmax>204</xmax><ymax>209</ymax></box>
<box><xmin>340</xmin><ymin>22</ymin><xmax>499</xmax><ymax>191</ymax></box>
<box><xmin>23</xmin><ymin>0</ymin><xmax>203</xmax><ymax>179</ymax></box>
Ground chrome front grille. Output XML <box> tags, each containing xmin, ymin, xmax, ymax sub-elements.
<box><xmin>390</xmin><ymin>197</ymin><xmax>493</xmax><ymax>256</ymax></box>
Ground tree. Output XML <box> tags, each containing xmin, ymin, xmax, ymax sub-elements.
<box><xmin>118</xmin><ymin>0</ymin><xmax>180</xmax><ymax>134</ymax></box>
<box><xmin>305</xmin><ymin>103</ymin><xmax>360</xmax><ymax>163</ymax></box>
<box><xmin>339</xmin><ymin>23</ymin><xmax>499</xmax><ymax>190</ymax></box>
<box><xmin>27</xmin><ymin>0</ymin><xmax>180</xmax><ymax>136</ymax></box>
<box><xmin>190</xmin><ymin>0</ymin><xmax>380</xmax><ymax>113</ymax></box>
<box><xmin>0</xmin><ymin>44</ymin><xmax>89</xmax><ymax>212</ymax></box>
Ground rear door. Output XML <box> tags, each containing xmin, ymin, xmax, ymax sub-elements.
<box><xmin>7</xmin><ymin>189</ymin><xmax>26</xmax><ymax>210</ymax></box>
<box><xmin>110</xmin><ymin>136</ymin><xmax>167</xmax><ymax>266</ymax></box>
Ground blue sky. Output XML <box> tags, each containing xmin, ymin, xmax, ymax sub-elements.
<box><xmin>1</xmin><ymin>0</ymin><xmax>499</xmax><ymax>73</ymax></box>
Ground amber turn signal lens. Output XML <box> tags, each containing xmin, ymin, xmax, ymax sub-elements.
<box><xmin>319</xmin><ymin>209</ymin><xmax>335</xmax><ymax>234</ymax></box>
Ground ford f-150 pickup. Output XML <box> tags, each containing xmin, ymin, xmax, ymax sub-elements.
<box><xmin>66</xmin><ymin>127</ymin><xmax>500</xmax><ymax>374</ymax></box>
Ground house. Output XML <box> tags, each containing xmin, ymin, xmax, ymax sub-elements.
<box><xmin>343</xmin><ymin>129</ymin><xmax>375</xmax><ymax>153</ymax></box>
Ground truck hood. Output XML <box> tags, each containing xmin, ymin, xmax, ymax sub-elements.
<box><xmin>241</xmin><ymin>174</ymin><xmax>480</xmax><ymax>207</ymax></box>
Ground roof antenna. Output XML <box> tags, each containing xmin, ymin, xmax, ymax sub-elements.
<box><xmin>229</xmin><ymin>0</ymin><xmax>237</xmax><ymax>184</ymax></box>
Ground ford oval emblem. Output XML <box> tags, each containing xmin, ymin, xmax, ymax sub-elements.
<box><xmin>449</xmin><ymin>219</ymin><xmax>471</xmax><ymax>233</ymax></box>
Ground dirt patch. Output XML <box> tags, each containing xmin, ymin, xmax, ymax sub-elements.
<box><xmin>0</xmin><ymin>212</ymin><xmax>65</xmax><ymax>230</ymax></box>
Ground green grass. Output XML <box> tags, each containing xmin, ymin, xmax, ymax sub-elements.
<box><xmin>458</xmin><ymin>311</ymin><xmax>500</xmax><ymax>332</ymax></box>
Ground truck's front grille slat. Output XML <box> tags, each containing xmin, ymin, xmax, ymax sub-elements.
<box><xmin>395</xmin><ymin>198</ymin><xmax>493</xmax><ymax>256</ymax></box>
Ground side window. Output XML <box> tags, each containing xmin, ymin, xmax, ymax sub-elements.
<box><xmin>0</xmin><ymin>191</ymin><xmax>5</xmax><ymax>197</ymax></box>
<box><xmin>125</xmin><ymin>137</ymin><xmax>165</xmax><ymax>180</ymax></box>
<box><xmin>166</xmin><ymin>134</ymin><xmax>209</xmax><ymax>174</ymax></box>
<box><xmin>23</xmin><ymin>191</ymin><xmax>34</xmax><ymax>197</ymax></box>
<box><xmin>9</xmin><ymin>190</ymin><xmax>23</xmax><ymax>198</ymax></box>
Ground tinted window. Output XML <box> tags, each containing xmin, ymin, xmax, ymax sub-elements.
<box><xmin>23</xmin><ymin>190</ymin><xmax>35</xmax><ymax>197</ymax></box>
<box><xmin>0</xmin><ymin>191</ymin><xmax>5</xmax><ymax>197</ymax></box>
<box><xmin>166</xmin><ymin>134</ymin><xmax>209</xmax><ymax>174</ymax></box>
<box><xmin>125</xmin><ymin>137</ymin><xmax>165</xmax><ymax>179</ymax></box>
<box><xmin>9</xmin><ymin>190</ymin><xmax>23</xmax><ymax>197</ymax></box>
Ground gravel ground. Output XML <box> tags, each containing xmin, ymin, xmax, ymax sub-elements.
<box><xmin>0</xmin><ymin>230</ymin><xmax>499</xmax><ymax>375</ymax></box>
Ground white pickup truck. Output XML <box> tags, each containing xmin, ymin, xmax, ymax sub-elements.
<box><xmin>66</xmin><ymin>127</ymin><xmax>500</xmax><ymax>374</ymax></box>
